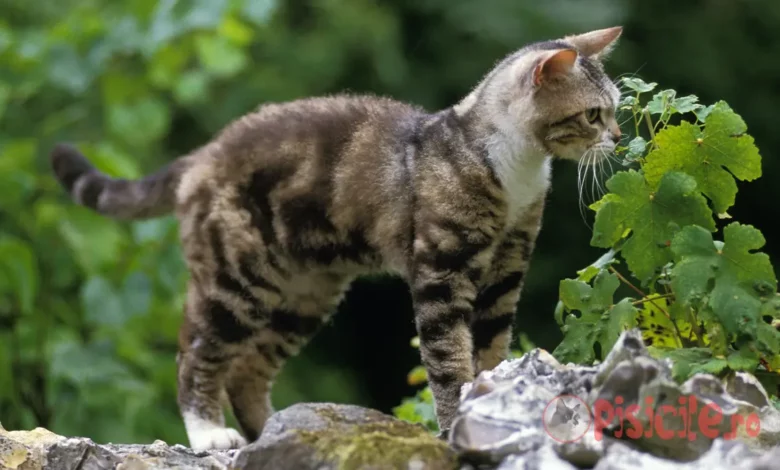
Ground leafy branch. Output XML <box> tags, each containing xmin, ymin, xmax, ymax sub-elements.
<box><xmin>554</xmin><ymin>78</ymin><xmax>780</xmax><ymax>394</ymax></box>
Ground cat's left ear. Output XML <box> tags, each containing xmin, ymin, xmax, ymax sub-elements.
<box><xmin>532</xmin><ymin>49</ymin><xmax>578</xmax><ymax>87</ymax></box>
<box><xmin>565</xmin><ymin>26</ymin><xmax>623</xmax><ymax>60</ymax></box>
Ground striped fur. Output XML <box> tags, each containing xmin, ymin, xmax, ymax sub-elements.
<box><xmin>51</xmin><ymin>27</ymin><xmax>623</xmax><ymax>451</ymax></box>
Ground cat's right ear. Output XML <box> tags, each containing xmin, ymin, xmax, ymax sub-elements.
<box><xmin>532</xmin><ymin>49</ymin><xmax>578</xmax><ymax>87</ymax></box>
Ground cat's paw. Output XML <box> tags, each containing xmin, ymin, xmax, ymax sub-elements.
<box><xmin>189</xmin><ymin>426</ymin><xmax>247</xmax><ymax>452</ymax></box>
<box><xmin>436</xmin><ymin>428</ymin><xmax>450</xmax><ymax>441</ymax></box>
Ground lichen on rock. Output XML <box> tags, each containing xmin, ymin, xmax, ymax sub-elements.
<box><xmin>234</xmin><ymin>403</ymin><xmax>456</xmax><ymax>470</ymax></box>
<box><xmin>296</xmin><ymin>418</ymin><xmax>453</xmax><ymax>470</ymax></box>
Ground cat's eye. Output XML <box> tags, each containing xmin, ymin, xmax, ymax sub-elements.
<box><xmin>585</xmin><ymin>108</ymin><xmax>601</xmax><ymax>124</ymax></box>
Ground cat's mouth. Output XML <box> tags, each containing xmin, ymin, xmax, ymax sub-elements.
<box><xmin>575</xmin><ymin>142</ymin><xmax>618</xmax><ymax>208</ymax></box>
<box><xmin>581</xmin><ymin>142</ymin><xmax>616</xmax><ymax>165</ymax></box>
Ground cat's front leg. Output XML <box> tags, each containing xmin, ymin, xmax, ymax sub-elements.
<box><xmin>411</xmin><ymin>225</ymin><xmax>493</xmax><ymax>432</ymax></box>
<box><xmin>472</xmin><ymin>200</ymin><xmax>544</xmax><ymax>374</ymax></box>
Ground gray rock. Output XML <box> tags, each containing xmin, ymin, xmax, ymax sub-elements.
<box><xmin>5</xmin><ymin>329</ymin><xmax>780</xmax><ymax>470</ymax></box>
<box><xmin>451</xmin><ymin>329</ymin><xmax>780</xmax><ymax>470</ymax></box>
<box><xmin>593</xmin><ymin>439</ymin><xmax>780</xmax><ymax>470</ymax></box>
<box><xmin>450</xmin><ymin>348</ymin><xmax>600</xmax><ymax>464</ymax></box>
<box><xmin>233</xmin><ymin>403</ymin><xmax>456</xmax><ymax>470</ymax></box>
<box><xmin>0</xmin><ymin>426</ymin><xmax>234</xmax><ymax>469</ymax></box>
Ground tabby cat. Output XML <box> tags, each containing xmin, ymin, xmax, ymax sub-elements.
<box><xmin>51</xmin><ymin>26</ymin><xmax>623</xmax><ymax>451</ymax></box>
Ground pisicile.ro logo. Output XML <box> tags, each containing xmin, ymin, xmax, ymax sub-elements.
<box><xmin>542</xmin><ymin>394</ymin><xmax>761</xmax><ymax>443</ymax></box>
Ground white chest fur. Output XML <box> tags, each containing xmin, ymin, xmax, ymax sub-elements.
<box><xmin>487</xmin><ymin>140</ymin><xmax>552</xmax><ymax>231</ymax></box>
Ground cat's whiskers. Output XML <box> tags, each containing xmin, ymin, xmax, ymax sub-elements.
<box><xmin>576</xmin><ymin>151</ymin><xmax>590</xmax><ymax>225</ymax></box>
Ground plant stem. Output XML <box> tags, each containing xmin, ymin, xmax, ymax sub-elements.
<box><xmin>632</xmin><ymin>293</ymin><xmax>675</xmax><ymax>306</ymax></box>
<box><xmin>633</xmin><ymin>99</ymin><xmax>641</xmax><ymax>138</ymax></box>
<box><xmin>643</xmin><ymin>109</ymin><xmax>656</xmax><ymax>149</ymax></box>
<box><xmin>609</xmin><ymin>267</ymin><xmax>684</xmax><ymax>347</ymax></box>
<box><xmin>609</xmin><ymin>266</ymin><xmax>647</xmax><ymax>299</ymax></box>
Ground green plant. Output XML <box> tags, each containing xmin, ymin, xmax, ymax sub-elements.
<box><xmin>553</xmin><ymin>78</ymin><xmax>780</xmax><ymax>393</ymax></box>
<box><xmin>394</xmin><ymin>77</ymin><xmax>780</xmax><ymax>428</ymax></box>
<box><xmin>392</xmin><ymin>337</ymin><xmax>438</xmax><ymax>432</ymax></box>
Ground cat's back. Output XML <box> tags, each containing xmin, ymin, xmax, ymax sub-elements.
<box><xmin>214</xmin><ymin>94</ymin><xmax>425</xmax><ymax>165</ymax></box>
<box><xmin>176</xmin><ymin>93</ymin><xmax>425</xmax><ymax>207</ymax></box>
<box><xmin>175</xmin><ymin>94</ymin><xmax>426</xmax><ymax>273</ymax></box>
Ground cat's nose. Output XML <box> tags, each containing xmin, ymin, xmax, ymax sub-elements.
<box><xmin>610</xmin><ymin>123</ymin><xmax>622</xmax><ymax>144</ymax></box>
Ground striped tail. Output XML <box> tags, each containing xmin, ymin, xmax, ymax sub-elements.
<box><xmin>50</xmin><ymin>143</ymin><xmax>186</xmax><ymax>220</ymax></box>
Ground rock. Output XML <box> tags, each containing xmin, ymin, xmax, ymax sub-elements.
<box><xmin>450</xmin><ymin>348</ymin><xmax>600</xmax><ymax>465</ymax></box>
<box><xmin>5</xmin><ymin>329</ymin><xmax>780</xmax><ymax>470</ymax></box>
<box><xmin>450</xmin><ymin>329</ymin><xmax>780</xmax><ymax>470</ymax></box>
<box><xmin>0</xmin><ymin>426</ymin><xmax>234</xmax><ymax>470</ymax></box>
<box><xmin>233</xmin><ymin>403</ymin><xmax>456</xmax><ymax>470</ymax></box>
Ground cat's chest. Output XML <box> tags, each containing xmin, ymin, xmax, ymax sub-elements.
<box><xmin>494</xmin><ymin>156</ymin><xmax>552</xmax><ymax>230</ymax></box>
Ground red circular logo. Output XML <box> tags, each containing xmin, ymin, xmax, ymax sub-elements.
<box><xmin>542</xmin><ymin>394</ymin><xmax>592</xmax><ymax>443</ymax></box>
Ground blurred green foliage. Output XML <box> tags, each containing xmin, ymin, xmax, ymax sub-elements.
<box><xmin>2</xmin><ymin>0</ymin><xmax>780</xmax><ymax>447</ymax></box>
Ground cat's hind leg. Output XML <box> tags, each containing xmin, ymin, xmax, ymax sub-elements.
<box><xmin>223</xmin><ymin>272</ymin><xmax>348</xmax><ymax>443</ymax></box>
<box><xmin>176</xmin><ymin>288</ymin><xmax>251</xmax><ymax>451</ymax></box>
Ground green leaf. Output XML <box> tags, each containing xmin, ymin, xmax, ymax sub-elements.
<box><xmin>647</xmin><ymin>89</ymin><xmax>675</xmax><ymax>116</ymax></box>
<box><xmin>147</xmin><ymin>44</ymin><xmax>191</xmax><ymax>89</ymax></box>
<box><xmin>107</xmin><ymin>97</ymin><xmax>170</xmax><ymax>145</ymax></box>
<box><xmin>760</xmin><ymin>293</ymin><xmax>780</xmax><ymax>319</ymax></box>
<box><xmin>672</xmin><ymin>95</ymin><xmax>701</xmax><ymax>114</ymax></box>
<box><xmin>0</xmin><ymin>237</ymin><xmax>39</xmax><ymax>314</ymax></box>
<box><xmin>81</xmin><ymin>277</ymin><xmax>125</xmax><ymax>327</ymax></box>
<box><xmin>727</xmin><ymin>347</ymin><xmax>760</xmax><ymax>372</ymax></box>
<box><xmin>636</xmin><ymin>295</ymin><xmax>706</xmax><ymax>349</ymax></box>
<box><xmin>553</xmin><ymin>271</ymin><xmax>638</xmax><ymax>364</ymax></box>
<box><xmin>58</xmin><ymin>208</ymin><xmax>125</xmax><ymax>273</ymax></box>
<box><xmin>50</xmin><ymin>339</ymin><xmax>134</xmax><ymax>386</ymax></box>
<box><xmin>218</xmin><ymin>16</ymin><xmax>255</xmax><ymax>46</ymax></box>
<box><xmin>406</xmin><ymin>365</ymin><xmax>428</xmax><ymax>386</ymax></box>
<box><xmin>643</xmin><ymin>102</ymin><xmax>762</xmax><ymax>213</ymax></box>
<box><xmin>626</xmin><ymin>136</ymin><xmax>647</xmax><ymax>161</ymax></box>
<box><xmin>195</xmin><ymin>35</ymin><xmax>248</xmax><ymax>78</ymax></box>
<box><xmin>47</xmin><ymin>44</ymin><xmax>93</xmax><ymax>93</ymax></box>
<box><xmin>122</xmin><ymin>272</ymin><xmax>152</xmax><ymax>318</ymax></box>
<box><xmin>671</xmin><ymin>223</ymin><xmax>777</xmax><ymax>336</ymax></box>
<box><xmin>618</xmin><ymin>94</ymin><xmax>636</xmax><ymax>110</ymax></box>
<box><xmin>694</xmin><ymin>104</ymin><xmax>715</xmax><ymax>122</ymax></box>
<box><xmin>83</xmin><ymin>143</ymin><xmax>142</xmax><ymax>179</ymax></box>
<box><xmin>392</xmin><ymin>386</ymin><xmax>438</xmax><ymax>432</ymax></box>
<box><xmin>651</xmin><ymin>347</ymin><xmax>728</xmax><ymax>382</ymax></box>
<box><xmin>756</xmin><ymin>322</ymin><xmax>780</xmax><ymax>367</ymax></box>
<box><xmin>603</xmin><ymin>299</ymin><xmax>641</xmax><ymax>354</ymax></box>
<box><xmin>622</xmin><ymin>77</ymin><xmax>657</xmax><ymax>93</ymax></box>
<box><xmin>0</xmin><ymin>81</ymin><xmax>10</xmax><ymax>121</ymax></box>
<box><xmin>591</xmin><ymin>170</ymin><xmax>715</xmax><ymax>283</ymax></box>
<box><xmin>242</xmin><ymin>0</ymin><xmax>277</xmax><ymax>26</ymax></box>
<box><xmin>174</xmin><ymin>70</ymin><xmax>210</xmax><ymax>105</ymax></box>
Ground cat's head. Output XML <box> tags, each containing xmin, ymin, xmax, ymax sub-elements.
<box><xmin>466</xmin><ymin>27</ymin><xmax>624</xmax><ymax>164</ymax></box>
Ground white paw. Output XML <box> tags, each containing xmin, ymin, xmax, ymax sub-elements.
<box><xmin>183</xmin><ymin>412</ymin><xmax>247</xmax><ymax>452</ymax></box>
<box><xmin>188</xmin><ymin>427</ymin><xmax>247</xmax><ymax>452</ymax></box>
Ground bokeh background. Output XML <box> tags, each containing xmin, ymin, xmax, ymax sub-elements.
<box><xmin>1</xmin><ymin>0</ymin><xmax>778</xmax><ymax>445</ymax></box>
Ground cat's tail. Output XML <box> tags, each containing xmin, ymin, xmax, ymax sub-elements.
<box><xmin>50</xmin><ymin>143</ymin><xmax>189</xmax><ymax>220</ymax></box>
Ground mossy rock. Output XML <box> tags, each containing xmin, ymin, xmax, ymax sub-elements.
<box><xmin>233</xmin><ymin>403</ymin><xmax>456</xmax><ymax>470</ymax></box>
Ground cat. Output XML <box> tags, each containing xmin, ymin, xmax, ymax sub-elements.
<box><xmin>50</xmin><ymin>26</ymin><xmax>623</xmax><ymax>451</ymax></box>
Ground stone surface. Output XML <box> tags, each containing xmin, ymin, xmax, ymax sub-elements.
<box><xmin>0</xmin><ymin>425</ymin><xmax>234</xmax><ymax>470</ymax></box>
<box><xmin>4</xmin><ymin>329</ymin><xmax>780</xmax><ymax>470</ymax></box>
<box><xmin>233</xmin><ymin>403</ymin><xmax>457</xmax><ymax>470</ymax></box>
<box><xmin>451</xmin><ymin>329</ymin><xmax>780</xmax><ymax>470</ymax></box>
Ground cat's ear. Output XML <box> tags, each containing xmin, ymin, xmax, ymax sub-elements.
<box><xmin>565</xmin><ymin>26</ymin><xmax>623</xmax><ymax>60</ymax></box>
<box><xmin>532</xmin><ymin>49</ymin><xmax>578</xmax><ymax>87</ymax></box>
